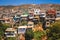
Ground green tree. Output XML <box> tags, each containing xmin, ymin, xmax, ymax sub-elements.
<box><xmin>25</xmin><ymin>28</ymin><xmax>34</xmax><ymax>40</ymax></box>
<box><xmin>47</xmin><ymin>22</ymin><xmax>60</xmax><ymax>40</ymax></box>
<box><xmin>0</xmin><ymin>22</ymin><xmax>10</xmax><ymax>40</ymax></box>
<box><xmin>6</xmin><ymin>37</ymin><xmax>16</xmax><ymax>40</ymax></box>
<box><xmin>34</xmin><ymin>31</ymin><xmax>46</xmax><ymax>40</ymax></box>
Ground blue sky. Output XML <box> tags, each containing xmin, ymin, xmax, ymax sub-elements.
<box><xmin>0</xmin><ymin>0</ymin><xmax>60</xmax><ymax>5</ymax></box>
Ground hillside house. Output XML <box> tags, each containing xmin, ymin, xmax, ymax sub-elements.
<box><xmin>4</xmin><ymin>18</ymin><xmax>11</xmax><ymax>23</ymax></box>
<box><xmin>42</xmin><ymin>20</ymin><xmax>50</xmax><ymax>30</ymax></box>
<box><xmin>0</xmin><ymin>18</ymin><xmax>11</xmax><ymax>23</ymax></box>
<box><xmin>27</xmin><ymin>21</ymin><xmax>34</xmax><ymax>28</ymax></box>
<box><xmin>20</xmin><ymin>14</ymin><xmax>28</xmax><ymax>21</ymax></box>
<box><xmin>17</xmin><ymin>26</ymin><xmax>27</xmax><ymax>34</ymax></box>
<box><xmin>39</xmin><ymin>10</ymin><xmax>46</xmax><ymax>22</ymax></box>
<box><xmin>46</xmin><ymin>8</ymin><xmax>56</xmax><ymax>23</ymax></box>
<box><xmin>46</xmin><ymin>8</ymin><xmax>56</xmax><ymax>18</ymax></box>
<box><xmin>33</xmin><ymin>15</ymin><xmax>40</xmax><ymax>24</ymax></box>
<box><xmin>5</xmin><ymin>28</ymin><xmax>17</xmax><ymax>37</ymax></box>
<box><xmin>34</xmin><ymin>8</ymin><xmax>41</xmax><ymax>15</ymax></box>
<box><xmin>13</xmin><ymin>15</ymin><xmax>20</xmax><ymax>22</ymax></box>
<box><xmin>56</xmin><ymin>11</ymin><xmax>60</xmax><ymax>20</ymax></box>
<box><xmin>28</xmin><ymin>9</ymin><xmax>34</xmax><ymax>20</ymax></box>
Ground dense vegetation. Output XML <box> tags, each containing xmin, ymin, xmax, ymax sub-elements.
<box><xmin>47</xmin><ymin>21</ymin><xmax>60</xmax><ymax>40</ymax></box>
<box><xmin>0</xmin><ymin>22</ymin><xmax>10</xmax><ymax>40</ymax></box>
<box><xmin>0</xmin><ymin>20</ymin><xmax>60</xmax><ymax>40</ymax></box>
<box><xmin>25</xmin><ymin>28</ymin><xmax>34</xmax><ymax>40</ymax></box>
<box><xmin>34</xmin><ymin>30</ymin><xmax>46</xmax><ymax>40</ymax></box>
<box><xmin>6</xmin><ymin>37</ymin><xmax>16</xmax><ymax>40</ymax></box>
<box><xmin>25</xmin><ymin>21</ymin><xmax>60</xmax><ymax>40</ymax></box>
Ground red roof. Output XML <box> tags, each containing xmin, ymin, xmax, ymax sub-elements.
<box><xmin>47</xmin><ymin>9</ymin><xmax>56</xmax><ymax>14</ymax></box>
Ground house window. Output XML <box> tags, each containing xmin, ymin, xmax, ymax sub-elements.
<box><xmin>56</xmin><ymin>13</ymin><xmax>60</xmax><ymax>17</ymax></box>
<box><xmin>7</xmin><ymin>34</ymin><xmax>14</xmax><ymax>35</ymax></box>
<box><xmin>6</xmin><ymin>32</ymin><xmax>14</xmax><ymax>35</ymax></box>
<box><xmin>46</xmin><ymin>20</ymin><xmax>49</xmax><ymax>21</ymax></box>
<box><xmin>28</xmin><ymin>24</ymin><xmax>32</xmax><ymax>26</ymax></box>
<box><xmin>47</xmin><ymin>23</ymin><xmax>50</xmax><ymax>25</ymax></box>
<box><xmin>36</xmin><ymin>12</ymin><xmax>38</xmax><ymax>14</ymax></box>
<box><xmin>18</xmin><ymin>28</ymin><xmax>26</xmax><ymax>33</ymax></box>
<box><xmin>40</xmin><ymin>14</ymin><xmax>43</xmax><ymax>16</ymax></box>
<box><xmin>57</xmin><ymin>13</ymin><xmax>60</xmax><ymax>14</ymax></box>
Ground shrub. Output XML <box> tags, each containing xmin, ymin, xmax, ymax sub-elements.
<box><xmin>47</xmin><ymin>22</ymin><xmax>60</xmax><ymax>40</ymax></box>
<box><xmin>34</xmin><ymin>30</ymin><xmax>46</xmax><ymax>40</ymax></box>
<box><xmin>25</xmin><ymin>28</ymin><xmax>34</xmax><ymax>40</ymax></box>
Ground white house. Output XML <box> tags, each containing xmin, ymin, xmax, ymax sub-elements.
<box><xmin>40</xmin><ymin>10</ymin><xmax>46</xmax><ymax>18</ymax></box>
<box><xmin>5</xmin><ymin>28</ymin><xmax>17</xmax><ymax>37</ymax></box>
<box><xmin>28</xmin><ymin>14</ymin><xmax>34</xmax><ymax>20</ymax></box>
<box><xmin>56</xmin><ymin>11</ymin><xmax>60</xmax><ymax>20</ymax></box>
<box><xmin>40</xmin><ymin>13</ymin><xmax>46</xmax><ymax>18</ymax></box>
<box><xmin>34</xmin><ymin>15</ymin><xmax>39</xmax><ymax>19</ymax></box>
<box><xmin>17</xmin><ymin>26</ymin><xmax>27</xmax><ymax>34</ymax></box>
<box><xmin>34</xmin><ymin>8</ymin><xmax>41</xmax><ymax>15</ymax></box>
<box><xmin>28</xmin><ymin>8</ymin><xmax>34</xmax><ymax>20</ymax></box>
